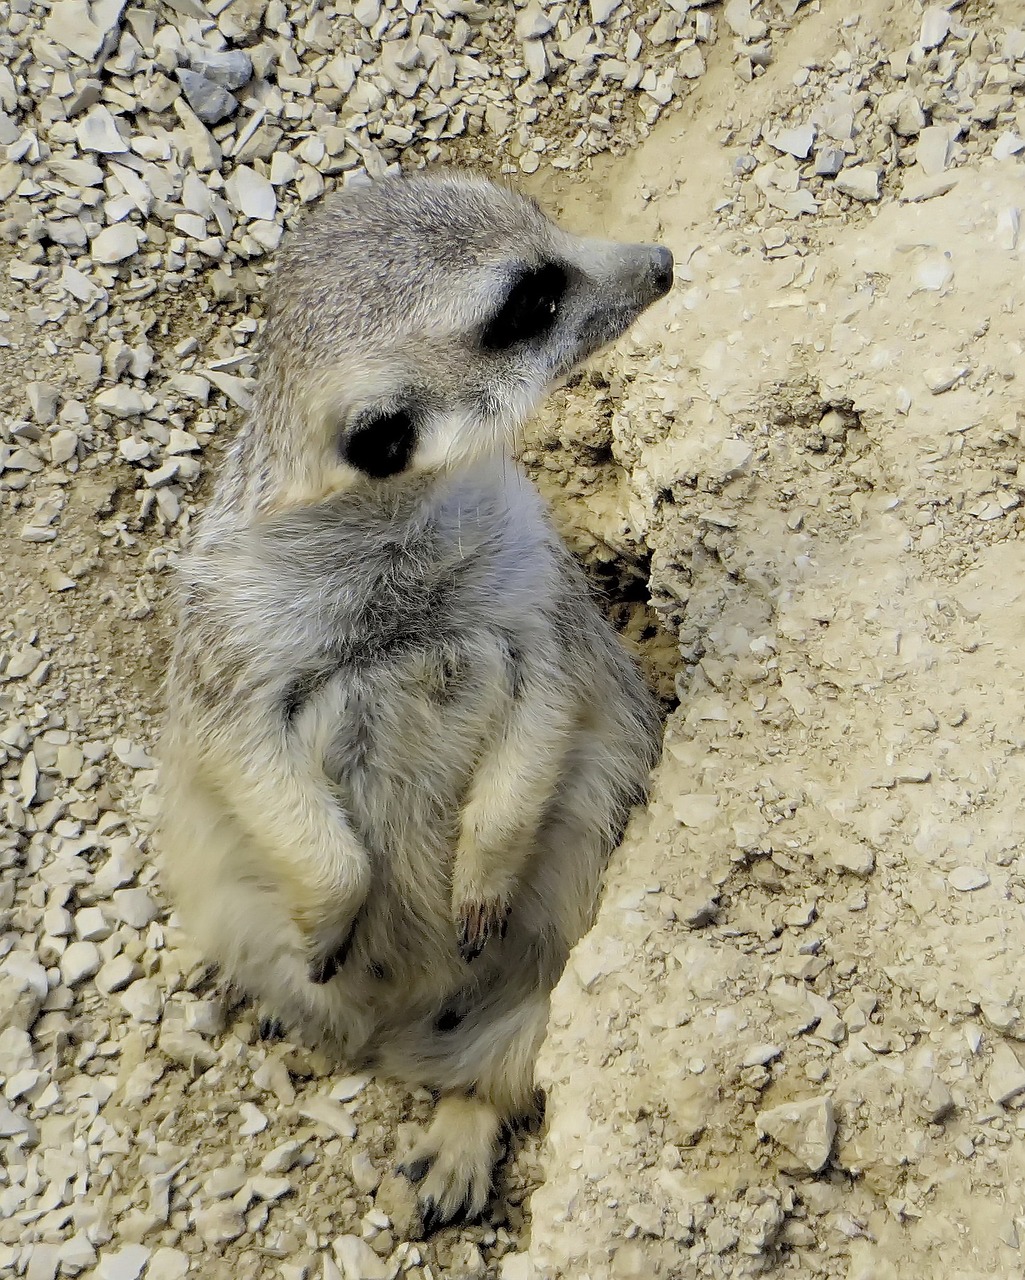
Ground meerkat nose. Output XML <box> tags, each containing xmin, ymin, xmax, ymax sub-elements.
<box><xmin>648</xmin><ymin>245</ymin><xmax>675</xmax><ymax>297</ymax></box>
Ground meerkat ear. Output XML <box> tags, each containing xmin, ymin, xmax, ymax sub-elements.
<box><xmin>342</xmin><ymin>406</ymin><xmax>418</xmax><ymax>479</ymax></box>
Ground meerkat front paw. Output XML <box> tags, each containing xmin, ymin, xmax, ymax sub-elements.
<box><xmin>455</xmin><ymin>894</ymin><xmax>510</xmax><ymax>963</ymax></box>
<box><xmin>306</xmin><ymin>910</ymin><xmax>362</xmax><ymax>984</ymax></box>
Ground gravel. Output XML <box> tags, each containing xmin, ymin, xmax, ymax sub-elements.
<box><xmin>4</xmin><ymin>0</ymin><xmax>1025</xmax><ymax>1277</ymax></box>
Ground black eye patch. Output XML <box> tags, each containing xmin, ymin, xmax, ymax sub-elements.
<box><xmin>481</xmin><ymin>261</ymin><xmax>568</xmax><ymax>352</ymax></box>
<box><xmin>342</xmin><ymin>404</ymin><xmax>417</xmax><ymax>479</ymax></box>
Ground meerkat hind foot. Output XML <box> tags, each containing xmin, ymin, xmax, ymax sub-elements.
<box><xmin>398</xmin><ymin>1094</ymin><xmax>503</xmax><ymax>1234</ymax></box>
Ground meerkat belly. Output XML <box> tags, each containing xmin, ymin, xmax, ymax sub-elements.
<box><xmin>310</xmin><ymin>629</ymin><xmax>518</xmax><ymax>987</ymax></box>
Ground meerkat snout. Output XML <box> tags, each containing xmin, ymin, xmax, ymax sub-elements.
<box><xmin>251</xmin><ymin>171</ymin><xmax>673</xmax><ymax>506</ymax></box>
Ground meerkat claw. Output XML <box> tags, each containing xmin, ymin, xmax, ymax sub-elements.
<box><xmin>456</xmin><ymin>896</ymin><xmax>510</xmax><ymax>962</ymax></box>
<box><xmin>308</xmin><ymin>914</ymin><xmax>360</xmax><ymax>984</ymax></box>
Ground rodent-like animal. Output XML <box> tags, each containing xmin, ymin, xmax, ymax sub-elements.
<box><xmin>160</xmin><ymin>170</ymin><xmax>671</xmax><ymax>1231</ymax></box>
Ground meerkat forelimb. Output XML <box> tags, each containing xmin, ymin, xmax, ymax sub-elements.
<box><xmin>161</xmin><ymin>169</ymin><xmax>672</xmax><ymax>1231</ymax></box>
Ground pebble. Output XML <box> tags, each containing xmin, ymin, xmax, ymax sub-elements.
<box><xmin>90</xmin><ymin>225</ymin><xmax>143</xmax><ymax>265</ymax></box>
<box><xmin>300</xmin><ymin>1096</ymin><xmax>359</xmax><ymax>1139</ymax></box>
<box><xmin>332</xmin><ymin>1235</ymin><xmax>390</xmax><ymax>1280</ymax></box>
<box><xmin>60</xmin><ymin>940</ymin><xmax>101</xmax><ymax>986</ymax></box>
<box><xmin>176</xmin><ymin>69</ymin><xmax>239</xmax><ymax>125</ymax></box>
<box><xmin>834</xmin><ymin>166</ymin><xmax>881</xmax><ymax>202</ymax></box>
<box><xmin>145</xmin><ymin>1249</ymin><xmax>189</xmax><ymax>1280</ymax></box>
<box><xmin>224</xmin><ymin>165</ymin><xmax>277</xmax><ymax>221</ymax></box>
<box><xmin>949</xmin><ymin>866</ymin><xmax>990</xmax><ymax>892</ymax></box>
<box><xmin>917</xmin><ymin>126</ymin><xmax>952</xmax><ymax>176</ymax></box>
<box><xmin>756</xmin><ymin>1096</ymin><xmax>836</xmax><ymax>1174</ymax></box>
<box><xmin>96</xmin><ymin>1245</ymin><xmax>151</xmax><ymax>1280</ymax></box>
<box><xmin>188</xmin><ymin>46</ymin><xmax>253</xmax><ymax>90</ymax></box>
<box><xmin>76</xmin><ymin>106</ymin><xmax>128</xmax><ymax>155</ymax></box>
<box><xmin>112</xmin><ymin>888</ymin><xmax>159</xmax><ymax>928</ymax></box>
<box><xmin>988</xmin><ymin>1044</ymin><xmax>1025</xmax><ymax>1105</ymax></box>
<box><xmin>768</xmin><ymin>124</ymin><xmax>815</xmax><ymax>159</ymax></box>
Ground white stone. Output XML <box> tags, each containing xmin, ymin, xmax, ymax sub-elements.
<box><xmin>768</xmin><ymin>124</ymin><xmax>815</xmax><ymax>159</ymax></box>
<box><xmin>988</xmin><ymin>1043</ymin><xmax>1025</xmax><ymax>1105</ymax></box>
<box><xmin>920</xmin><ymin>5</ymin><xmax>951</xmax><ymax>49</ymax></box>
<box><xmin>60</xmin><ymin>941</ymin><xmax>101</xmax><ymax>986</ymax></box>
<box><xmin>756</xmin><ymin>1096</ymin><xmax>835</xmax><ymax>1174</ymax></box>
<box><xmin>589</xmin><ymin>0</ymin><xmax>620</xmax><ymax>22</ymax></box>
<box><xmin>834</xmin><ymin>166</ymin><xmax>880</xmax><ymax>201</ymax></box>
<box><xmin>45</xmin><ymin>0</ymin><xmax>127</xmax><ymax>59</ymax></box>
<box><xmin>96</xmin><ymin>1245</ymin><xmax>151</xmax><ymax>1280</ymax></box>
<box><xmin>949</xmin><ymin>866</ymin><xmax>989</xmax><ymax>891</ymax></box>
<box><xmin>300</xmin><ymin>1096</ymin><xmax>358</xmax><ymax>1139</ymax></box>
<box><xmin>120</xmin><ymin>978</ymin><xmax>163</xmax><ymax>1022</ymax></box>
<box><xmin>224</xmin><ymin>165</ymin><xmax>277</xmax><ymax>221</ymax></box>
<box><xmin>76</xmin><ymin>106</ymin><xmax>128</xmax><ymax>155</ymax></box>
<box><xmin>95</xmin><ymin>955</ymin><xmax>141</xmax><ymax>995</ymax></box>
<box><xmin>112</xmin><ymin>888</ymin><xmax>159</xmax><ymax>927</ymax></box>
<box><xmin>194</xmin><ymin>1203</ymin><xmax>245</xmax><ymax>1245</ymax></box>
<box><xmin>146</xmin><ymin>1249</ymin><xmax>189</xmax><ymax>1280</ymax></box>
<box><xmin>239</xmin><ymin>1103</ymin><xmax>268</xmax><ymax>1136</ymax></box>
<box><xmin>90</xmin><ymin>224</ymin><xmax>142</xmax><ymax>264</ymax></box>
<box><xmin>95</xmin><ymin>386</ymin><xmax>147</xmax><ymax>417</ymax></box>
<box><xmin>917</xmin><ymin>126</ymin><xmax>951</xmax><ymax>176</ymax></box>
<box><xmin>332</xmin><ymin>1236</ymin><xmax>389</xmax><ymax>1280</ymax></box>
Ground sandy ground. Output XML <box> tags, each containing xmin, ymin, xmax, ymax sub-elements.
<box><xmin>4</xmin><ymin>0</ymin><xmax>1025</xmax><ymax>1277</ymax></box>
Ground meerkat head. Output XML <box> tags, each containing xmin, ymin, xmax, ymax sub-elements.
<box><xmin>259</xmin><ymin>169</ymin><xmax>673</xmax><ymax>507</ymax></box>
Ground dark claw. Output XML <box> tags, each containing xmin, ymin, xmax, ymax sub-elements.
<box><xmin>399</xmin><ymin>1156</ymin><xmax>430</xmax><ymax>1185</ymax></box>
<box><xmin>258</xmin><ymin>1016</ymin><xmax>284</xmax><ymax>1041</ymax></box>
<box><xmin>308</xmin><ymin>915</ymin><xmax>360</xmax><ymax>984</ymax></box>
<box><xmin>456</xmin><ymin>897</ymin><xmax>510</xmax><ymax>963</ymax></box>
<box><xmin>419</xmin><ymin>1197</ymin><xmax>443</xmax><ymax>1237</ymax></box>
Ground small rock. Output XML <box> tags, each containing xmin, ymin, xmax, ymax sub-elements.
<box><xmin>300</xmin><ymin>1096</ymin><xmax>358</xmax><ymax>1139</ymax></box>
<box><xmin>26</xmin><ymin>383</ymin><xmax>60</xmax><ymax>424</ymax></box>
<box><xmin>239</xmin><ymin>1103</ymin><xmax>268</xmax><ymax>1136</ymax></box>
<box><xmin>949</xmin><ymin>866</ymin><xmax>990</xmax><ymax>892</ymax></box>
<box><xmin>768</xmin><ymin>124</ymin><xmax>815</xmax><ymax>159</ymax></box>
<box><xmin>917</xmin><ymin>126</ymin><xmax>952</xmax><ymax>176</ymax></box>
<box><xmin>834</xmin><ymin>166</ymin><xmax>880</xmax><ymax>202</ymax></box>
<box><xmin>988</xmin><ymin>1043</ymin><xmax>1025</xmax><ymax>1105</ymax></box>
<box><xmin>60</xmin><ymin>940</ymin><xmax>101</xmax><ymax>986</ymax></box>
<box><xmin>95</xmin><ymin>955</ymin><xmax>141</xmax><ymax>995</ymax></box>
<box><xmin>112</xmin><ymin>888</ymin><xmax>159</xmax><ymax>927</ymax></box>
<box><xmin>145</xmin><ymin>1249</ymin><xmax>189</xmax><ymax>1280</ymax></box>
<box><xmin>96</xmin><ymin>1245</ymin><xmax>150</xmax><ymax>1280</ymax></box>
<box><xmin>120</xmin><ymin>979</ymin><xmax>163</xmax><ymax>1022</ymax></box>
<box><xmin>350</xmin><ymin>1151</ymin><xmax>381</xmax><ymax>1194</ymax></box>
<box><xmin>262</xmin><ymin>1141</ymin><xmax>303</xmax><ymax>1173</ymax></box>
<box><xmin>814</xmin><ymin>147</ymin><xmax>844</xmax><ymax>177</ymax></box>
<box><xmin>925</xmin><ymin>366</ymin><xmax>969</xmax><ymax>395</ymax></box>
<box><xmin>224</xmin><ymin>165</ymin><xmax>277</xmax><ymax>221</ymax></box>
<box><xmin>332</xmin><ymin>1235</ymin><xmax>390</xmax><ymax>1280</ymax></box>
<box><xmin>756</xmin><ymin>1096</ymin><xmax>835</xmax><ymax>1174</ymax></box>
<box><xmin>194</xmin><ymin>1203</ymin><xmax>245</xmax><ymax>1245</ymax></box>
<box><xmin>90</xmin><ymin>225</ymin><xmax>142</xmax><ymax>265</ymax></box>
<box><xmin>76</xmin><ymin>105</ymin><xmax>128</xmax><ymax>154</ymax></box>
<box><xmin>920</xmin><ymin>5</ymin><xmax>951</xmax><ymax>49</ymax></box>
<box><xmin>188</xmin><ymin>45</ymin><xmax>253</xmax><ymax>90</ymax></box>
<box><xmin>176</xmin><ymin>69</ymin><xmax>238</xmax><ymax>125</ymax></box>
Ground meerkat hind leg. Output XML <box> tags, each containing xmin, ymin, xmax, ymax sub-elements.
<box><xmin>399</xmin><ymin>1093</ymin><xmax>503</xmax><ymax>1234</ymax></box>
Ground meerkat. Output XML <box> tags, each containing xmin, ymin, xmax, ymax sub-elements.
<box><xmin>160</xmin><ymin>169</ymin><xmax>671</xmax><ymax>1231</ymax></box>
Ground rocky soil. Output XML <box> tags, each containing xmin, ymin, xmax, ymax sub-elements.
<box><xmin>3</xmin><ymin>0</ymin><xmax>1025</xmax><ymax>1278</ymax></box>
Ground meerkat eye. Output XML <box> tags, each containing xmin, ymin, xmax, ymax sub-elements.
<box><xmin>481</xmin><ymin>262</ymin><xmax>568</xmax><ymax>352</ymax></box>
<box><xmin>343</xmin><ymin>404</ymin><xmax>418</xmax><ymax>479</ymax></box>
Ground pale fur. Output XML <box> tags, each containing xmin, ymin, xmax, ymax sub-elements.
<box><xmin>160</xmin><ymin>170</ymin><xmax>668</xmax><ymax>1230</ymax></box>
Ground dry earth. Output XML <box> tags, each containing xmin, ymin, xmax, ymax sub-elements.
<box><xmin>3</xmin><ymin>0</ymin><xmax>1025</xmax><ymax>1278</ymax></box>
